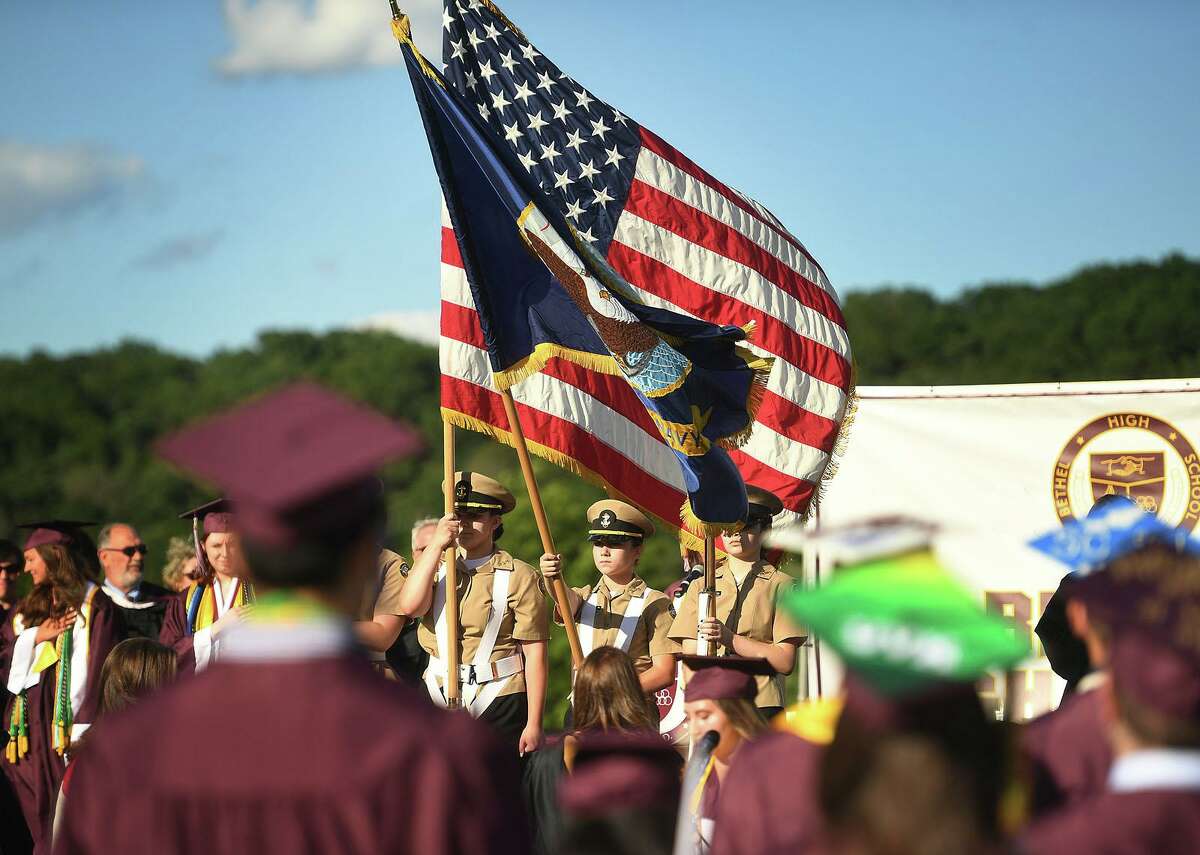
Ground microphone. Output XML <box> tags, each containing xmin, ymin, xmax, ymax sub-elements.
<box><xmin>672</xmin><ymin>730</ymin><xmax>721</xmax><ymax>855</ymax></box>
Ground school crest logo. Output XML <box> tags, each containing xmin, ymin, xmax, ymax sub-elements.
<box><xmin>1052</xmin><ymin>413</ymin><xmax>1200</xmax><ymax>532</ymax></box>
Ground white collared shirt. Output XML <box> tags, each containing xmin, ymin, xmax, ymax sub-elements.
<box><xmin>1109</xmin><ymin>749</ymin><xmax>1200</xmax><ymax>794</ymax></box>
<box><xmin>102</xmin><ymin>579</ymin><xmax>156</xmax><ymax>610</ymax></box>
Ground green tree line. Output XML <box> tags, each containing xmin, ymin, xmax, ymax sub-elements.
<box><xmin>1</xmin><ymin>253</ymin><xmax>1196</xmax><ymax>721</ymax></box>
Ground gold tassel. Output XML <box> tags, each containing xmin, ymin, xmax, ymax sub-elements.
<box><xmin>18</xmin><ymin>734</ymin><xmax>27</xmax><ymax>757</ymax></box>
<box><xmin>389</xmin><ymin>11</ymin><xmax>441</xmax><ymax>84</ymax></box>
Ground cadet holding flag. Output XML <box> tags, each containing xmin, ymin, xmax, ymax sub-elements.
<box><xmin>669</xmin><ymin>487</ymin><xmax>803</xmax><ymax>720</ymax></box>
<box><xmin>539</xmin><ymin>500</ymin><xmax>678</xmax><ymax>694</ymax></box>
<box><xmin>399</xmin><ymin>471</ymin><xmax>550</xmax><ymax>757</ymax></box>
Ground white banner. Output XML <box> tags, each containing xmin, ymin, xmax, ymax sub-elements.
<box><xmin>809</xmin><ymin>377</ymin><xmax>1200</xmax><ymax>719</ymax></box>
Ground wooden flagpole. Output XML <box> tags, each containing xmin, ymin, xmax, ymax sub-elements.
<box><xmin>499</xmin><ymin>390</ymin><xmax>585</xmax><ymax>669</ymax></box>
<box><xmin>696</xmin><ymin>535</ymin><xmax>717</xmax><ymax>656</ymax></box>
<box><xmin>443</xmin><ymin>422</ymin><xmax>462</xmax><ymax>709</ymax></box>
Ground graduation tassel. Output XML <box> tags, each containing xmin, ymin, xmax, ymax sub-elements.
<box><xmin>52</xmin><ymin>629</ymin><xmax>74</xmax><ymax>756</ymax></box>
<box><xmin>6</xmin><ymin>691</ymin><xmax>28</xmax><ymax>763</ymax></box>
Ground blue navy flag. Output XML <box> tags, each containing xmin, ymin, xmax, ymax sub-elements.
<box><xmin>393</xmin><ymin>12</ymin><xmax>771</xmax><ymax>533</ymax></box>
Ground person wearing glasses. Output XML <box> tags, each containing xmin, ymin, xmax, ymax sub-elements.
<box><xmin>159</xmin><ymin>537</ymin><xmax>201</xmax><ymax>594</ymax></box>
<box><xmin>96</xmin><ymin>523</ymin><xmax>173</xmax><ymax>640</ymax></box>
<box><xmin>539</xmin><ymin>500</ymin><xmax>678</xmax><ymax>695</ymax></box>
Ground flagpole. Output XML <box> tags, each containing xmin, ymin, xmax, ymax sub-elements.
<box><xmin>443</xmin><ymin>421</ymin><xmax>462</xmax><ymax>709</ymax></box>
<box><xmin>696</xmin><ymin>535</ymin><xmax>717</xmax><ymax>656</ymax></box>
<box><xmin>499</xmin><ymin>390</ymin><xmax>586</xmax><ymax>669</ymax></box>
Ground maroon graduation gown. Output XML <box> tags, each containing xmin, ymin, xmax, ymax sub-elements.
<box><xmin>1022</xmin><ymin>684</ymin><xmax>1112</xmax><ymax>814</ymax></box>
<box><xmin>1020</xmin><ymin>789</ymin><xmax>1200</xmax><ymax>854</ymax></box>
<box><xmin>53</xmin><ymin>654</ymin><xmax>530</xmax><ymax>855</ymax></box>
<box><xmin>157</xmin><ymin>594</ymin><xmax>200</xmax><ymax>673</ymax></box>
<box><xmin>711</xmin><ymin>730</ymin><xmax>825</xmax><ymax>855</ymax></box>
<box><xmin>1</xmin><ymin>592</ymin><xmax>119</xmax><ymax>854</ymax></box>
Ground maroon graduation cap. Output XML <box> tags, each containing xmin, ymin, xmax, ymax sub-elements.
<box><xmin>179</xmin><ymin>498</ymin><xmax>235</xmax><ymax>535</ymax></box>
<box><xmin>18</xmin><ymin>520</ymin><xmax>96</xmax><ymax>552</ymax></box>
<box><xmin>558</xmin><ymin>731</ymin><xmax>681</xmax><ymax>817</ymax></box>
<box><xmin>682</xmin><ymin>655</ymin><xmax>773</xmax><ymax>702</ymax></box>
<box><xmin>157</xmin><ymin>383</ymin><xmax>422</xmax><ymax>548</ymax></box>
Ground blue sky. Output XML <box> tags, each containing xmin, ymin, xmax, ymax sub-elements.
<box><xmin>2</xmin><ymin>0</ymin><xmax>1197</xmax><ymax>357</ymax></box>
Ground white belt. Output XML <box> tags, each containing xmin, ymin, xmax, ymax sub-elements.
<box><xmin>427</xmin><ymin>652</ymin><xmax>524</xmax><ymax>686</ymax></box>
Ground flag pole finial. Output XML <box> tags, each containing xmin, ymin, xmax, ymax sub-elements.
<box><xmin>389</xmin><ymin>1</ymin><xmax>412</xmax><ymax>45</ymax></box>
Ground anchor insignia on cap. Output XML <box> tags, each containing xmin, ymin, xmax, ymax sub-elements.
<box><xmin>455</xmin><ymin>481</ymin><xmax>470</xmax><ymax>500</ymax></box>
<box><xmin>599</xmin><ymin>510</ymin><xmax>615</xmax><ymax>528</ymax></box>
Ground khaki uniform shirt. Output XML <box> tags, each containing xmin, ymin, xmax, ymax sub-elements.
<box><xmin>668</xmin><ymin>560</ymin><xmax>803</xmax><ymax>709</ymax></box>
<box><xmin>417</xmin><ymin>549</ymin><xmax>550</xmax><ymax>699</ymax></box>
<box><xmin>557</xmin><ymin>575</ymin><xmax>679</xmax><ymax>674</ymax></box>
<box><xmin>358</xmin><ymin>549</ymin><xmax>409</xmax><ymax>621</ymax></box>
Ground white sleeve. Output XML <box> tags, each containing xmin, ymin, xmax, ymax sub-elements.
<box><xmin>6</xmin><ymin>627</ymin><xmax>44</xmax><ymax>695</ymax></box>
<box><xmin>193</xmin><ymin>626</ymin><xmax>215</xmax><ymax>672</ymax></box>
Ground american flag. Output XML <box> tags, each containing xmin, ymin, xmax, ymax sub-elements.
<box><xmin>436</xmin><ymin>0</ymin><xmax>852</xmax><ymax>531</ymax></box>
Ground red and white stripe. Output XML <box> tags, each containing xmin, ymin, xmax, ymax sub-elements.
<box><xmin>439</xmin><ymin>128</ymin><xmax>852</xmax><ymax>529</ymax></box>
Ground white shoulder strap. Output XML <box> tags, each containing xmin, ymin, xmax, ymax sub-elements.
<box><xmin>579</xmin><ymin>588</ymin><xmax>651</xmax><ymax>657</ymax></box>
<box><xmin>578</xmin><ymin>589</ymin><xmax>600</xmax><ymax>657</ymax></box>
<box><xmin>613</xmin><ymin>592</ymin><xmax>648</xmax><ymax>654</ymax></box>
<box><xmin>471</xmin><ymin>568</ymin><xmax>511</xmax><ymax>671</ymax></box>
<box><xmin>464</xmin><ymin>568</ymin><xmax>513</xmax><ymax>716</ymax></box>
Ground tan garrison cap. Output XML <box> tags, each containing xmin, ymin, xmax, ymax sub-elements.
<box><xmin>446</xmin><ymin>471</ymin><xmax>516</xmax><ymax>515</ymax></box>
<box><xmin>587</xmin><ymin>499</ymin><xmax>654</xmax><ymax>540</ymax></box>
<box><xmin>746</xmin><ymin>485</ymin><xmax>784</xmax><ymax>520</ymax></box>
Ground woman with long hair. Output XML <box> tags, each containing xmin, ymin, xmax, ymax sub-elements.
<box><xmin>525</xmin><ymin>646</ymin><xmax>670</xmax><ymax>855</ymax></box>
<box><xmin>680</xmin><ymin>655</ymin><xmax>772</xmax><ymax>852</ymax></box>
<box><xmin>0</xmin><ymin>521</ymin><xmax>119</xmax><ymax>852</ymax></box>
<box><xmin>159</xmin><ymin>499</ymin><xmax>254</xmax><ymax>672</ymax></box>
<box><xmin>669</xmin><ymin>486</ymin><xmax>805</xmax><ymax>721</ymax></box>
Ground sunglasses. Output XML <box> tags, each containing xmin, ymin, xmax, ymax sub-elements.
<box><xmin>591</xmin><ymin>536</ymin><xmax>639</xmax><ymax>548</ymax></box>
<box><xmin>102</xmin><ymin>544</ymin><xmax>148</xmax><ymax>557</ymax></box>
<box><xmin>0</xmin><ymin>564</ymin><xmax>20</xmax><ymax>575</ymax></box>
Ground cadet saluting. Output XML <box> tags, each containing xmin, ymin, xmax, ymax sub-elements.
<box><xmin>668</xmin><ymin>486</ymin><xmax>804</xmax><ymax>721</ymax></box>
<box><xmin>399</xmin><ymin>472</ymin><xmax>550</xmax><ymax>757</ymax></box>
<box><xmin>539</xmin><ymin>500</ymin><xmax>678</xmax><ymax>694</ymax></box>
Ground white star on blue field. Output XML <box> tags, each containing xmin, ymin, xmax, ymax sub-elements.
<box><xmin>1</xmin><ymin>0</ymin><xmax>1198</xmax><ymax>357</ymax></box>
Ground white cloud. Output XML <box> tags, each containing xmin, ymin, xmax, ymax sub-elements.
<box><xmin>216</xmin><ymin>0</ymin><xmax>443</xmax><ymax>76</ymax></box>
<box><xmin>352</xmin><ymin>310</ymin><xmax>441</xmax><ymax>346</ymax></box>
<box><xmin>0</xmin><ymin>140</ymin><xmax>146</xmax><ymax>237</ymax></box>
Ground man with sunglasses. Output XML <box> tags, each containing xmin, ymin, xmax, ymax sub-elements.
<box><xmin>97</xmin><ymin>522</ymin><xmax>173</xmax><ymax>639</ymax></box>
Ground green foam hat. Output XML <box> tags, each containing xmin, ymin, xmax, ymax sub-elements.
<box><xmin>782</xmin><ymin>550</ymin><xmax>1029</xmax><ymax>695</ymax></box>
